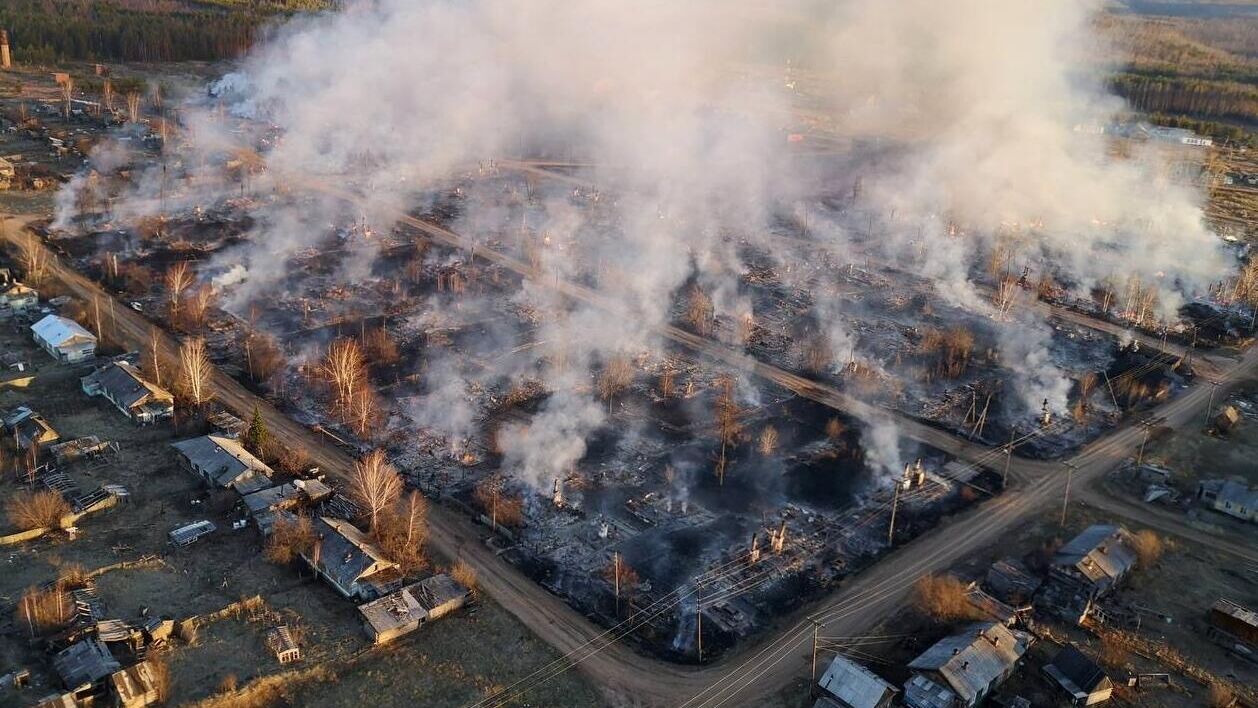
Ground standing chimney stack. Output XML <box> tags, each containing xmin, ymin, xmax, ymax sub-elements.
<box><xmin>1</xmin><ymin>30</ymin><xmax>12</xmax><ymax>70</ymax></box>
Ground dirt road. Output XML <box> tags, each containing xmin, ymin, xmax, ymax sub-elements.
<box><xmin>6</xmin><ymin>215</ymin><xmax>1256</xmax><ymax>708</ymax></box>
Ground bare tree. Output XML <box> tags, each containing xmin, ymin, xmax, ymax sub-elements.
<box><xmin>245</xmin><ymin>330</ymin><xmax>284</xmax><ymax>384</ymax></box>
<box><xmin>181</xmin><ymin>284</ymin><xmax>215</xmax><ymax>331</ymax></box>
<box><xmin>6</xmin><ymin>490</ymin><xmax>70</xmax><ymax>531</ymax></box>
<box><xmin>61</xmin><ymin>76</ymin><xmax>74</xmax><ymax>119</ymax></box>
<box><xmin>362</xmin><ymin>326</ymin><xmax>400</xmax><ymax>365</ymax></box>
<box><xmin>164</xmin><ymin>262</ymin><xmax>194</xmax><ymax>319</ymax></box>
<box><xmin>474</xmin><ymin>475</ymin><xmax>523</xmax><ymax>529</ymax></box>
<box><xmin>348</xmin><ymin>385</ymin><xmax>381</xmax><ymax>439</ymax></box>
<box><xmin>598</xmin><ymin>354</ymin><xmax>634</xmax><ymax>410</ymax></box>
<box><xmin>264</xmin><ymin>514</ymin><xmax>315</xmax><ymax>565</ymax></box>
<box><xmin>320</xmin><ymin>337</ymin><xmax>367</xmax><ymax>419</ymax></box>
<box><xmin>686</xmin><ymin>286</ymin><xmax>714</xmax><ymax>336</ymax></box>
<box><xmin>758</xmin><ymin>426</ymin><xmax>779</xmax><ymax>456</ymax></box>
<box><xmin>20</xmin><ymin>233</ymin><xmax>49</xmax><ymax>287</ymax></box>
<box><xmin>1130</xmin><ymin>530</ymin><xmax>1165</xmax><ymax>568</ymax></box>
<box><xmin>350</xmin><ymin>450</ymin><xmax>404</xmax><ymax>533</ymax></box>
<box><xmin>912</xmin><ymin>574</ymin><xmax>980</xmax><ymax>621</ymax></box>
<box><xmin>177</xmin><ymin>337</ymin><xmax>213</xmax><ymax>408</ymax></box>
<box><xmin>604</xmin><ymin>552</ymin><xmax>640</xmax><ymax>612</ymax></box>
<box><xmin>126</xmin><ymin>92</ymin><xmax>141</xmax><ymax>123</ymax></box>
<box><xmin>144</xmin><ymin>326</ymin><xmax>165</xmax><ymax>387</ymax></box>
<box><xmin>714</xmin><ymin>375</ymin><xmax>742</xmax><ymax>484</ymax></box>
<box><xmin>658</xmin><ymin>368</ymin><xmax>675</xmax><ymax>399</ymax></box>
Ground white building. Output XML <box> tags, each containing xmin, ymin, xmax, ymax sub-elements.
<box><xmin>31</xmin><ymin>314</ymin><xmax>97</xmax><ymax>363</ymax></box>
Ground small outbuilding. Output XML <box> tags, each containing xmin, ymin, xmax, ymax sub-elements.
<box><xmin>53</xmin><ymin>638</ymin><xmax>120</xmax><ymax>693</ymax></box>
<box><xmin>13</xmin><ymin>411</ymin><xmax>59</xmax><ymax>450</ymax></box>
<box><xmin>81</xmin><ymin>361</ymin><xmax>174</xmax><ymax>424</ymax></box>
<box><xmin>110</xmin><ymin>660</ymin><xmax>162</xmax><ymax>707</ymax></box>
<box><xmin>1043</xmin><ymin>646</ymin><xmax>1113</xmax><ymax>706</ymax></box>
<box><xmin>815</xmin><ymin>654</ymin><xmax>897</xmax><ymax>708</ymax></box>
<box><xmin>31</xmin><ymin>314</ymin><xmax>97</xmax><ymax>363</ymax></box>
<box><xmin>265</xmin><ymin>625</ymin><xmax>301</xmax><ymax>664</ymax></box>
<box><xmin>172</xmin><ymin>435</ymin><xmax>274</xmax><ymax>494</ymax></box>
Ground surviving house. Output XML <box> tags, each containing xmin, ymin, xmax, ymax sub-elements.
<box><xmin>241</xmin><ymin>479</ymin><xmax>332</xmax><ymax>534</ymax></box>
<box><xmin>1040</xmin><ymin>525</ymin><xmax>1138</xmax><ymax>621</ymax></box>
<box><xmin>82</xmin><ymin>361</ymin><xmax>174</xmax><ymax>424</ymax></box>
<box><xmin>903</xmin><ymin>622</ymin><xmax>1032</xmax><ymax>708</ymax></box>
<box><xmin>1043</xmin><ymin>645</ymin><xmax>1113</xmax><ymax>706</ymax></box>
<box><xmin>358</xmin><ymin>573</ymin><xmax>470</xmax><ymax>644</ymax></box>
<box><xmin>304</xmin><ymin>516</ymin><xmax>402</xmax><ymax>601</ymax></box>
<box><xmin>171</xmin><ymin>435</ymin><xmax>273</xmax><ymax>494</ymax></box>
<box><xmin>0</xmin><ymin>281</ymin><xmax>37</xmax><ymax>313</ymax></box>
<box><xmin>14</xmin><ymin>411</ymin><xmax>59</xmax><ymax>451</ymax></box>
<box><xmin>1197</xmin><ymin>479</ymin><xmax>1258</xmax><ymax>523</ymax></box>
<box><xmin>815</xmin><ymin>654</ymin><xmax>897</xmax><ymax>708</ymax></box>
<box><xmin>31</xmin><ymin>314</ymin><xmax>97</xmax><ymax>363</ymax></box>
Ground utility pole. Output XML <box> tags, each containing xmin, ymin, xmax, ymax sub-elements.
<box><xmin>1002</xmin><ymin>426</ymin><xmax>1015</xmax><ymax>488</ymax></box>
<box><xmin>613</xmin><ymin>552</ymin><xmax>621</xmax><ymax>615</ymax></box>
<box><xmin>1060</xmin><ymin>462</ymin><xmax>1075</xmax><ymax>528</ymax></box>
<box><xmin>809</xmin><ymin>620</ymin><xmax>820</xmax><ymax>698</ymax></box>
<box><xmin>696</xmin><ymin>586</ymin><xmax>703</xmax><ymax>662</ymax></box>
<box><xmin>1203</xmin><ymin>380</ymin><xmax>1219</xmax><ymax>430</ymax></box>
<box><xmin>888</xmin><ymin>483</ymin><xmax>900</xmax><ymax>545</ymax></box>
<box><xmin>1136</xmin><ymin>421</ymin><xmax>1151</xmax><ymax>467</ymax></box>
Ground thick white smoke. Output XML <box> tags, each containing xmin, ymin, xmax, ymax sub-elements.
<box><xmin>58</xmin><ymin>0</ymin><xmax>1235</xmax><ymax>488</ymax></box>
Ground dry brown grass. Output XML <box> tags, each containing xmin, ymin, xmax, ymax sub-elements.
<box><xmin>912</xmin><ymin>574</ymin><xmax>981</xmax><ymax>622</ymax></box>
<box><xmin>5</xmin><ymin>490</ymin><xmax>71</xmax><ymax>531</ymax></box>
<box><xmin>1098</xmin><ymin>633</ymin><xmax>1128</xmax><ymax>671</ymax></box>
<box><xmin>451</xmin><ymin>559</ymin><xmax>478</xmax><ymax>595</ymax></box>
<box><xmin>149</xmin><ymin>657</ymin><xmax>172</xmax><ymax>702</ymax></box>
<box><xmin>1211</xmin><ymin>685</ymin><xmax>1237</xmax><ymax>708</ymax></box>
<box><xmin>185</xmin><ymin>665</ymin><xmax>336</xmax><ymax>708</ymax></box>
<box><xmin>1130</xmin><ymin>529</ymin><xmax>1165</xmax><ymax>569</ymax></box>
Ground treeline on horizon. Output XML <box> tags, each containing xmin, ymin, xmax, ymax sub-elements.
<box><xmin>0</xmin><ymin>0</ymin><xmax>329</xmax><ymax>64</ymax></box>
<box><xmin>1111</xmin><ymin>73</ymin><xmax>1258</xmax><ymax>135</ymax></box>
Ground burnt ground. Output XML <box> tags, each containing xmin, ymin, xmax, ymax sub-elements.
<box><xmin>0</xmin><ymin>325</ymin><xmax>600</xmax><ymax>707</ymax></box>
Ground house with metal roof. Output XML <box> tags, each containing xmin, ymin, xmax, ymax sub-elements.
<box><xmin>903</xmin><ymin>622</ymin><xmax>1033</xmax><ymax>708</ymax></box>
<box><xmin>31</xmin><ymin>314</ymin><xmax>97</xmax><ymax>363</ymax></box>
<box><xmin>172</xmin><ymin>434</ymin><xmax>274</xmax><ymax>494</ymax></box>
<box><xmin>358</xmin><ymin>573</ymin><xmax>470</xmax><ymax>644</ymax></box>
<box><xmin>1197</xmin><ymin>479</ymin><xmax>1258</xmax><ymax>523</ymax></box>
<box><xmin>815</xmin><ymin>654</ymin><xmax>896</xmax><ymax>708</ymax></box>
<box><xmin>303</xmin><ymin>516</ymin><xmax>402</xmax><ymax>601</ymax></box>
<box><xmin>984</xmin><ymin>558</ymin><xmax>1042</xmax><ymax>605</ymax></box>
<box><xmin>1044</xmin><ymin>645</ymin><xmax>1113</xmax><ymax>706</ymax></box>
<box><xmin>82</xmin><ymin>361</ymin><xmax>174</xmax><ymax>424</ymax></box>
<box><xmin>242</xmin><ymin>479</ymin><xmax>332</xmax><ymax>535</ymax></box>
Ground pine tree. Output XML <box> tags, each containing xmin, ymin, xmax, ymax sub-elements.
<box><xmin>244</xmin><ymin>405</ymin><xmax>269</xmax><ymax>457</ymax></box>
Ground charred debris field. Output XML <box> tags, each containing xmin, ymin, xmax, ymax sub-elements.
<box><xmin>38</xmin><ymin>139</ymin><xmax>1246</xmax><ymax>661</ymax></box>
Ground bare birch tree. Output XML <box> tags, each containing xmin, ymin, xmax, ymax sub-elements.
<box><xmin>320</xmin><ymin>337</ymin><xmax>366</xmax><ymax>418</ymax></box>
<box><xmin>350</xmin><ymin>450</ymin><xmax>403</xmax><ymax>533</ymax></box>
<box><xmin>177</xmin><ymin>337</ymin><xmax>212</xmax><ymax>408</ymax></box>
<box><xmin>20</xmin><ymin>233</ymin><xmax>49</xmax><ymax>286</ymax></box>
<box><xmin>165</xmin><ymin>262</ymin><xmax>193</xmax><ymax>319</ymax></box>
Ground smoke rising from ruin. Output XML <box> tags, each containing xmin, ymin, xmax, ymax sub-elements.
<box><xmin>57</xmin><ymin>0</ymin><xmax>1234</xmax><ymax>489</ymax></box>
